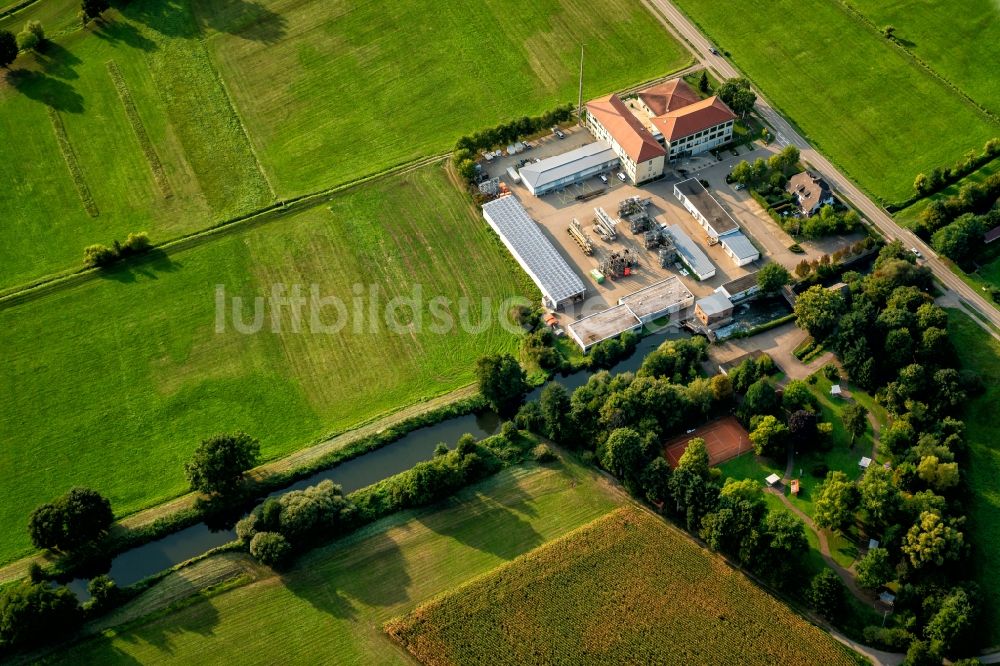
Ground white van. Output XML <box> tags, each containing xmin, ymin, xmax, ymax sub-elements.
<box><xmin>617</xmin><ymin>172</ymin><xmax>627</xmax><ymax>183</ymax></box>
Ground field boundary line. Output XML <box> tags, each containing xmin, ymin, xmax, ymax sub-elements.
<box><xmin>835</xmin><ymin>0</ymin><xmax>998</xmax><ymax>125</ymax></box>
<box><xmin>106</xmin><ymin>59</ymin><xmax>173</xmax><ymax>199</ymax></box>
<box><xmin>46</xmin><ymin>107</ymin><xmax>98</xmax><ymax>218</ymax></box>
<box><xmin>0</xmin><ymin>152</ymin><xmax>447</xmax><ymax>310</ymax></box>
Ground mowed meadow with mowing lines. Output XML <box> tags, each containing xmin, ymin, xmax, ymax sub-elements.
<box><xmin>671</xmin><ymin>0</ymin><xmax>998</xmax><ymax>205</ymax></box>
<box><xmin>0</xmin><ymin>164</ymin><xmax>534</xmax><ymax>565</ymax></box>
<box><xmin>0</xmin><ymin>0</ymin><xmax>273</xmax><ymax>289</ymax></box>
<box><xmin>1</xmin><ymin>0</ymin><xmax>687</xmax><ymax>287</ymax></box>
<box><xmin>846</xmin><ymin>0</ymin><xmax>1000</xmax><ymax>116</ymax></box>
<box><xmin>49</xmin><ymin>462</ymin><xmax>625</xmax><ymax>665</ymax></box>
<box><xmin>386</xmin><ymin>506</ymin><xmax>863</xmax><ymax>665</ymax></box>
<box><xmin>198</xmin><ymin>0</ymin><xmax>690</xmax><ymax>198</ymax></box>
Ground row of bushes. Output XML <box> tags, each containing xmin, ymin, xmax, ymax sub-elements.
<box><xmin>453</xmin><ymin>104</ymin><xmax>574</xmax><ymax>182</ymax></box>
<box><xmin>237</xmin><ymin>427</ymin><xmax>536</xmax><ymax>567</ymax></box>
<box><xmin>901</xmin><ymin>137</ymin><xmax>999</xmax><ymax>208</ymax></box>
<box><xmin>912</xmin><ymin>171</ymin><xmax>1000</xmax><ymax>239</ymax></box>
<box><xmin>83</xmin><ymin>232</ymin><xmax>152</xmax><ymax>268</ymax></box>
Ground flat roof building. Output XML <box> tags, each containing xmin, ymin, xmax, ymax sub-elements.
<box><xmin>568</xmin><ymin>277</ymin><xmax>696</xmax><ymax>351</ymax></box>
<box><xmin>617</xmin><ymin>276</ymin><xmax>695</xmax><ymax>324</ymax></box>
<box><xmin>481</xmin><ymin>195</ymin><xmax>586</xmax><ymax>310</ymax></box>
<box><xmin>665</xmin><ymin>224</ymin><xmax>716</xmax><ymax>280</ymax></box>
<box><xmin>716</xmin><ymin>272</ymin><xmax>760</xmax><ymax>302</ymax></box>
<box><xmin>719</xmin><ymin>231</ymin><xmax>760</xmax><ymax>266</ymax></box>
<box><xmin>567</xmin><ymin>304</ymin><xmax>642</xmax><ymax>352</ymax></box>
<box><xmin>694</xmin><ymin>292</ymin><xmax>734</xmax><ymax>329</ymax></box>
<box><xmin>673</xmin><ymin>178</ymin><xmax>739</xmax><ymax>239</ymax></box>
<box><xmin>518</xmin><ymin>142</ymin><xmax>620</xmax><ymax>196</ymax></box>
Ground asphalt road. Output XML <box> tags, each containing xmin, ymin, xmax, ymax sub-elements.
<box><xmin>643</xmin><ymin>0</ymin><xmax>1000</xmax><ymax>331</ymax></box>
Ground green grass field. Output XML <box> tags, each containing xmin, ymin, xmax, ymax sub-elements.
<box><xmin>48</xmin><ymin>460</ymin><xmax>625</xmax><ymax>664</ymax></box>
<box><xmin>0</xmin><ymin>0</ymin><xmax>274</xmax><ymax>289</ymax></box>
<box><xmin>0</xmin><ymin>164</ymin><xmax>533</xmax><ymax>566</ymax></box>
<box><xmin>671</xmin><ymin>0</ymin><xmax>998</xmax><ymax>205</ymax></box>
<box><xmin>199</xmin><ymin>0</ymin><xmax>689</xmax><ymax>197</ymax></box>
<box><xmin>387</xmin><ymin>505</ymin><xmax>862</xmax><ymax>665</ymax></box>
<box><xmin>947</xmin><ymin>310</ymin><xmax>1000</xmax><ymax>646</ymax></box>
<box><xmin>846</xmin><ymin>0</ymin><xmax>1000</xmax><ymax>116</ymax></box>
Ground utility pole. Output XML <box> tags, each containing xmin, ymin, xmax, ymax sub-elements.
<box><xmin>577</xmin><ymin>44</ymin><xmax>584</xmax><ymax>126</ymax></box>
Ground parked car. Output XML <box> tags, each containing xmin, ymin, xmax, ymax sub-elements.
<box><xmin>555</xmin><ymin>129</ymin><xmax>566</xmax><ymax>139</ymax></box>
<box><xmin>910</xmin><ymin>247</ymin><xmax>923</xmax><ymax>259</ymax></box>
<box><xmin>600</xmin><ymin>174</ymin><xmax>609</xmax><ymax>184</ymax></box>
<box><xmin>733</xmin><ymin>183</ymin><xmax>745</xmax><ymax>191</ymax></box>
<box><xmin>617</xmin><ymin>172</ymin><xmax>627</xmax><ymax>183</ymax></box>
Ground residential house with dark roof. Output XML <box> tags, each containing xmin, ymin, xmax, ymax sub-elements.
<box><xmin>786</xmin><ymin>171</ymin><xmax>835</xmax><ymax>217</ymax></box>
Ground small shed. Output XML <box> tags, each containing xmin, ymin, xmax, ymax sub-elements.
<box><xmin>790</xmin><ymin>479</ymin><xmax>800</xmax><ymax>495</ymax></box>
<box><xmin>765</xmin><ymin>473</ymin><xmax>781</xmax><ymax>487</ymax></box>
<box><xmin>879</xmin><ymin>592</ymin><xmax>896</xmax><ymax>606</ymax></box>
<box><xmin>868</xmin><ymin>539</ymin><xmax>880</xmax><ymax>550</ymax></box>
<box><xmin>830</xmin><ymin>384</ymin><xmax>843</xmax><ymax>397</ymax></box>
<box><xmin>859</xmin><ymin>456</ymin><xmax>872</xmax><ymax>470</ymax></box>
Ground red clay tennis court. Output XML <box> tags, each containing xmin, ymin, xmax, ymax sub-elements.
<box><xmin>664</xmin><ymin>416</ymin><xmax>751</xmax><ymax>467</ymax></box>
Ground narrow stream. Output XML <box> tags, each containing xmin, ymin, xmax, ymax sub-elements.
<box><xmin>64</xmin><ymin>330</ymin><xmax>682</xmax><ymax>599</ymax></box>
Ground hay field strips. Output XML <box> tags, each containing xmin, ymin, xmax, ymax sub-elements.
<box><xmin>0</xmin><ymin>0</ymin><xmax>688</xmax><ymax>288</ymax></box>
<box><xmin>0</xmin><ymin>164</ymin><xmax>534</xmax><ymax>565</ymax></box>
<box><xmin>387</xmin><ymin>506</ymin><xmax>862</xmax><ymax>665</ymax></box>
<box><xmin>48</xmin><ymin>461</ymin><xmax>625</xmax><ymax>665</ymax></box>
<box><xmin>670</xmin><ymin>0</ymin><xmax>998</xmax><ymax>206</ymax></box>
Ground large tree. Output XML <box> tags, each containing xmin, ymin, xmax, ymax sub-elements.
<box><xmin>794</xmin><ymin>285</ymin><xmax>846</xmax><ymax>341</ymax></box>
<box><xmin>718</xmin><ymin>77</ymin><xmax>756</xmax><ymax>117</ymax></box>
<box><xmin>475</xmin><ymin>353</ymin><xmax>527</xmax><ymax>416</ymax></box>
<box><xmin>27</xmin><ymin>487</ymin><xmax>113</xmax><ymax>552</ymax></box>
<box><xmin>856</xmin><ymin>546</ymin><xmax>894</xmax><ymax>590</ymax></box>
<box><xmin>676</xmin><ymin>437</ymin><xmax>710</xmax><ymax>478</ymax></box>
<box><xmin>601</xmin><ymin>427</ymin><xmax>646</xmax><ymax>488</ymax></box>
<box><xmin>185</xmin><ymin>431</ymin><xmax>261</xmax><ymax>496</ymax></box>
<box><xmin>902</xmin><ymin>511</ymin><xmax>965</xmax><ymax>570</ymax></box>
<box><xmin>809</xmin><ymin>570</ymin><xmax>847</xmax><ymax>620</ymax></box>
<box><xmin>539</xmin><ymin>382</ymin><xmax>572</xmax><ymax>444</ymax></box>
<box><xmin>748</xmin><ymin>414</ymin><xmax>788</xmax><ymax>457</ymax></box>
<box><xmin>813</xmin><ymin>471</ymin><xmax>859</xmax><ymax>533</ymax></box>
<box><xmin>80</xmin><ymin>0</ymin><xmax>109</xmax><ymax>21</ymax></box>
<box><xmin>858</xmin><ymin>465</ymin><xmax>901</xmax><ymax>529</ymax></box>
<box><xmin>757</xmin><ymin>263</ymin><xmax>790</xmax><ymax>294</ymax></box>
<box><xmin>841</xmin><ymin>403</ymin><xmax>868</xmax><ymax>445</ymax></box>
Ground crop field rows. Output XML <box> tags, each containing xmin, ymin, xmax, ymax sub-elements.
<box><xmin>386</xmin><ymin>506</ymin><xmax>861</xmax><ymax>665</ymax></box>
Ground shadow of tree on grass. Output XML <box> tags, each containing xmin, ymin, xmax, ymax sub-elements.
<box><xmin>5</xmin><ymin>69</ymin><xmax>84</xmax><ymax>113</ymax></box>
